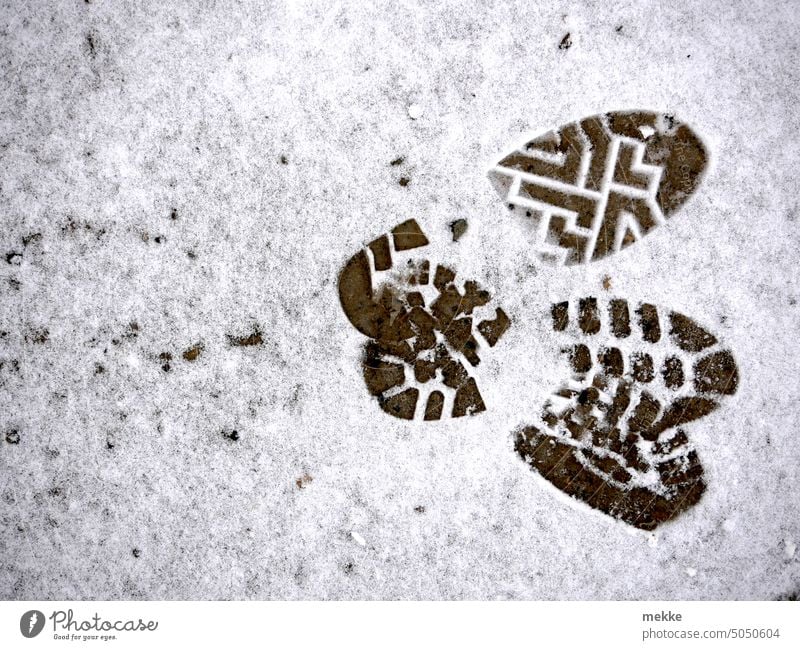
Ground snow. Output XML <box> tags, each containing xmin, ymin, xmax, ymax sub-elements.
<box><xmin>0</xmin><ymin>0</ymin><xmax>798</xmax><ymax>600</ymax></box>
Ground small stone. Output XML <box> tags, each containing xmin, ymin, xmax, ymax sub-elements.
<box><xmin>295</xmin><ymin>473</ymin><xmax>313</xmax><ymax>489</ymax></box>
<box><xmin>182</xmin><ymin>344</ymin><xmax>203</xmax><ymax>362</ymax></box>
<box><xmin>449</xmin><ymin>219</ymin><xmax>468</xmax><ymax>242</ymax></box>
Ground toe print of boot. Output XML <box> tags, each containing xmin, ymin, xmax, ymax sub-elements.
<box><xmin>338</xmin><ymin>219</ymin><xmax>511</xmax><ymax>420</ymax></box>
<box><xmin>490</xmin><ymin>110</ymin><xmax>708</xmax><ymax>266</ymax></box>
<box><xmin>515</xmin><ymin>297</ymin><xmax>738</xmax><ymax>530</ymax></box>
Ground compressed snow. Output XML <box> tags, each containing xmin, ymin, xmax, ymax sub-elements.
<box><xmin>0</xmin><ymin>0</ymin><xmax>799</xmax><ymax>600</ymax></box>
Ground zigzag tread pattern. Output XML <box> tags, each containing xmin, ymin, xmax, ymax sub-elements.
<box><xmin>491</xmin><ymin>111</ymin><xmax>708</xmax><ymax>266</ymax></box>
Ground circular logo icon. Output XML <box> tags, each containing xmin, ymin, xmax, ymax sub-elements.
<box><xmin>20</xmin><ymin>610</ymin><xmax>45</xmax><ymax>638</ymax></box>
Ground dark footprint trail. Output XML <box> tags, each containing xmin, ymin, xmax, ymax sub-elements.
<box><xmin>335</xmin><ymin>112</ymin><xmax>735</xmax><ymax>530</ymax></box>
<box><xmin>515</xmin><ymin>297</ymin><xmax>738</xmax><ymax>530</ymax></box>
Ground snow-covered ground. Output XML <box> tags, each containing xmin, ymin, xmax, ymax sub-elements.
<box><xmin>1</xmin><ymin>0</ymin><xmax>798</xmax><ymax>599</ymax></box>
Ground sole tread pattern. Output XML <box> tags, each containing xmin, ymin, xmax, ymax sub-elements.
<box><xmin>490</xmin><ymin>110</ymin><xmax>708</xmax><ymax>265</ymax></box>
<box><xmin>515</xmin><ymin>297</ymin><xmax>738</xmax><ymax>530</ymax></box>
<box><xmin>339</xmin><ymin>219</ymin><xmax>510</xmax><ymax>420</ymax></box>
